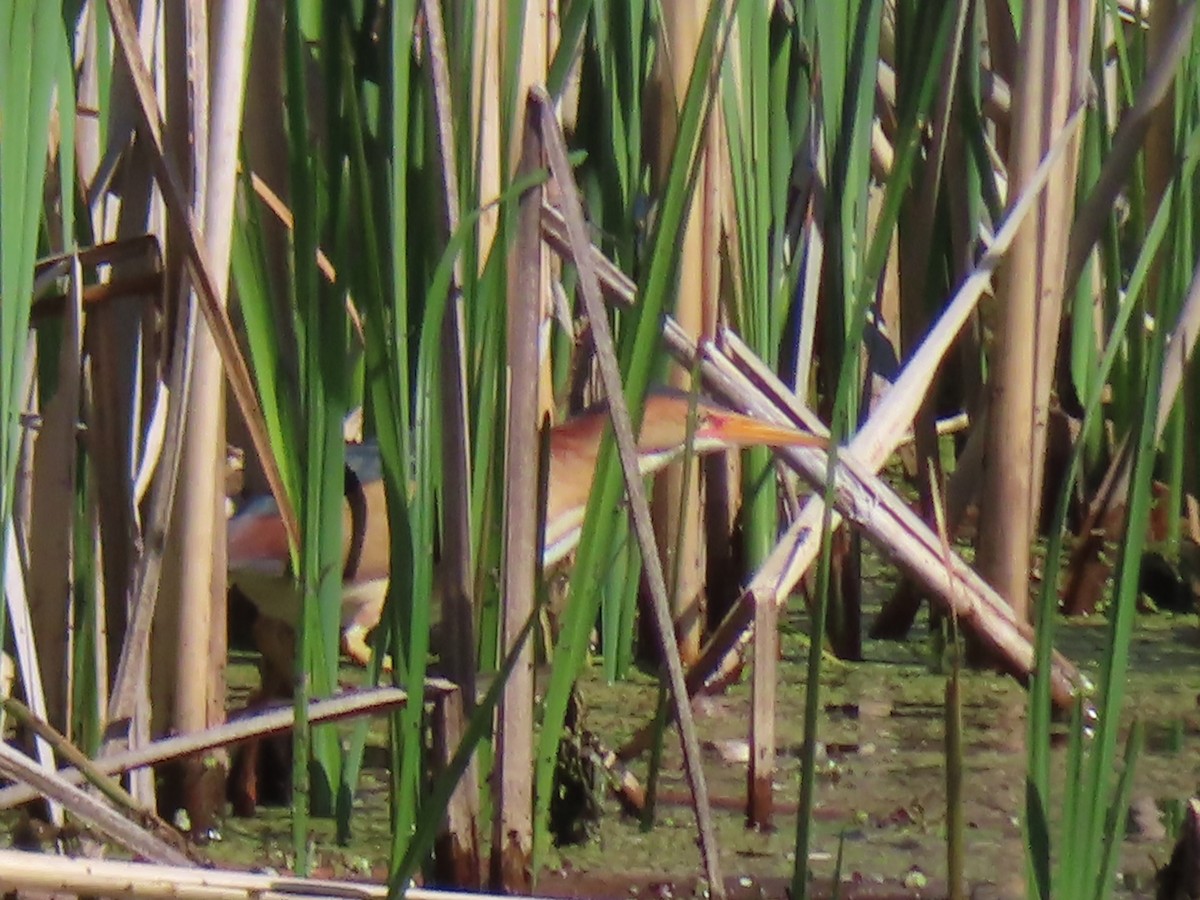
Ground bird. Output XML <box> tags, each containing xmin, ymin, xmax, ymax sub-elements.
<box><xmin>226</xmin><ymin>388</ymin><xmax>827</xmax><ymax>669</ymax></box>
<box><xmin>227</xmin><ymin>440</ymin><xmax>389</xmax><ymax>669</ymax></box>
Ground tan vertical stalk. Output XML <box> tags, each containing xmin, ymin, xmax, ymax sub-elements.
<box><xmin>651</xmin><ymin>6</ymin><xmax>716</xmax><ymax>665</ymax></box>
<box><xmin>422</xmin><ymin>0</ymin><xmax>482</xmax><ymax>884</ymax></box>
<box><xmin>717</xmin><ymin>15</ymin><xmax>779</xmax><ymax>826</ymax></box>
<box><xmin>160</xmin><ymin>0</ymin><xmax>250</xmax><ymax>833</ymax></box>
<box><xmin>198</xmin><ymin>0</ymin><xmax>250</xmax><ymax>818</ymax></box>
<box><xmin>125</xmin><ymin>0</ymin><xmax>207</xmax><ymax>811</ymax></box>
<box><xmin>977</xmin><ymin>1</ymin><xmax>1085</xmax><ymax>626</ymax></box>
<box><xmin>514</xmin><ymin>4</ymin><xmax>556</xmax><ymax>422</ymax></box>
<box><xmin>492</xmin><ymin>96</ymin><xmax>543</xmax><ymax>897</ymax></box>
<box><xmin>472</xmin><ymin>0</ymin><xmax>503</xmax><ymax>264</ymax></box>
<box><xmin>1028</xmin><ymin>5</ymin><xmax>1093</xmax><ymax>530</ymax></box>
<box><xmin>975</xmin><ymin>5</ymin><xmax>1046</xmax><ymax>624</ymax></box>
<box><xmin>490</xmin><ymin>5</ymin><xmax>551</xmax><ymax>891</ymax></box>
<box><xmin>157</xmin><ymin>0</ymin><xmax>211</xmax><ymax>817</ymax></box>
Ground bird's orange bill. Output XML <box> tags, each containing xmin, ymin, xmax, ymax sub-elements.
<box><xmin>701</xmin><ymin>411</ymin><xmax>829</xmax><ymax>449</ymax></box>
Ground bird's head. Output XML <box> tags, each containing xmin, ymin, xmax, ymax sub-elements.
<box><xmin>541</xmin><ymin>387</ymin><xmax>827</xmax><ymax>565</ymax></box>
<box><xmin>633</xmin><ymin>388</ymin><xmax>826</xmax><ymax>472</ymax></box>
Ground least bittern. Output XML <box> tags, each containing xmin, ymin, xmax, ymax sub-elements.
<box><xmin>227</xmin><ymin>388</ymin><xmax>826</xmax><ymax>666</ymax></box>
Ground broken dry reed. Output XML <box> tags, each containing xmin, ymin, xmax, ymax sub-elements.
<box><xmin>0</xmin><ymin>741</ymin><xmax>188</xmax><ymax>866</ymax></box>
<box><xmin>0</xmin><ymin>849</ymin><xmax>566</xmax><ymax>900</ymax></box>
<box><xmin>0</xmin><ymin>686</ymin><xmax>425</xmax><ymax>811</ymax></box>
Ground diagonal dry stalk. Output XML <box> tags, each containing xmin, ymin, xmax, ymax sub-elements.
<box><xmin>533</xmin><ymin>86</ymin><xmax>725</xmax><ymax>898</ymax></box>
<box><xmin>1</xmin><ymin>697</ymin><xmax>185</xmax><ymax>852</ymax></box>
<box><xmin>1070</xmin><ymin>254</ymin><xmax>1200</xmax><ymax>565</ymax></box>
<box><xmin>103</xmin><ymin>0</ymin><xmax>294</xmax><ymax>547</ymax></box>
<box><xmin>1065</xmin><ymin>3</ymin><xmax>1196</xmax><ymax>292</ymax></box>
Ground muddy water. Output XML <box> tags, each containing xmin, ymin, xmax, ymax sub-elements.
<box><xmin>548</xmin><ymin>604</ymin><xmax>1197</xmax><ymax>897</ymax></box>
<box><xmin>208</xmin><ymin>574</ymin><xmax>1200</xmax><ymax>898</ymax></box>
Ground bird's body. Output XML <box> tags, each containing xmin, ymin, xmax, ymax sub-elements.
<box><xmin>227</xmin><ymin>389</ymin><xmax>826</xmax><ymax>663</ymax></box>
<box><xmin>226</xmin><ymin>440</ymin><xmax>392</xmax><ymax>662</ymax></box>
<box><xmin>541</xmin><ymin>392</ymin><xmax>823</xmax><ymax>566</ymax></box>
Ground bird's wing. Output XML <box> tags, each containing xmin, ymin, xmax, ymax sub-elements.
<box><xmin>227</xmin><ymin>497</ymin><xmax>290</xmax><ymax>577</ymax></box>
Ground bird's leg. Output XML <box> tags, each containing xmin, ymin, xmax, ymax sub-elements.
<box><xmin>227</xmin><ymin>729</ymin><xmax>261</xmax><ymax>816</ymax></box>
<box><xmin>252</xmin><ymin>615</ymin><xmax>298</xmax><ymax>697</ymax></box>
<box><xmin>228</xmin><ymin>615</ymin><xmax>296</xmax><ymax>816</ymax></box>
<box><xmin>341</xmin><ymin>625</ymin><xmax>374</xmax><ymax>668</ymax></box>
